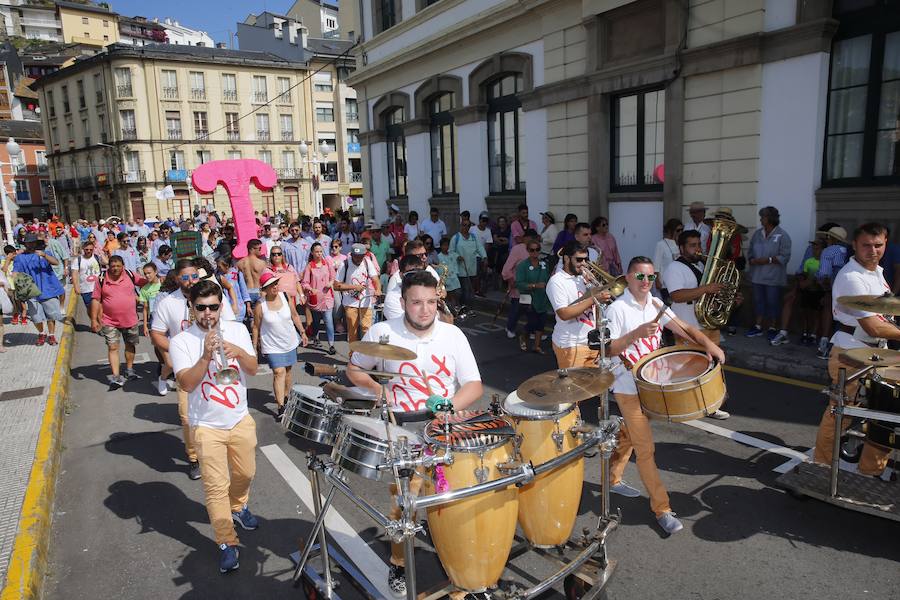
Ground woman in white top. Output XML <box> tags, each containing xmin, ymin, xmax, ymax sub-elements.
<box><xmin>539</xmin><ymin>211</ymin><xmax>560</xmax><ymax>258</ymax></box>
<box><xmin>251</xmin><ymin>272</ymin><xmax>308</xmax><ymax>419</ymax></box>
<box><xmin>653</xmin><ymin>218</ymin><xmax>683</xmax><ymax>291</ymax></box>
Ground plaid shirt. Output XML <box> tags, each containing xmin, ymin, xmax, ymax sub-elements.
<box><xmin>816</xmin><ymin>244</ymin><xmax>847</xmax><ymax>282</ymax></box>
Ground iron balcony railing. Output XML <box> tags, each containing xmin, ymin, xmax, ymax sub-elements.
<box><xmin>162</xmin><ymin>86</ymin><xmax>179</xmax><ymax>99</ymax></box>
<box><xmin>117</xmin><ymin>84</ymin><xmax>133</xmax><ymax>97</ymax></box>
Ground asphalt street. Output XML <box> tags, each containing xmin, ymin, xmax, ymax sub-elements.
<box><xmin>43</xmin><ymin>305</ymin><xmax>900</xmax><ymax>600</ymax></box>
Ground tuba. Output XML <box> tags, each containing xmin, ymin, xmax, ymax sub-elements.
<box><xmin>695</xmin><ymin>217</ymin><xmax>741</xmax><ymax>329</ymax></box>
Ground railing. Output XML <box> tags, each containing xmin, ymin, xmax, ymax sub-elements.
<box><xmin>167</xmin><ymin>128</ymin><xmax>182</xmax><ymax>140</ymax></box>
<box><xmin>346</xmin><ymin>113</ymin><xmax>359</xmax><ymax>123</ymax></box>
<box><xmin>195</xmin><ymin>129</ymin><xmax>209</xmax><ymax>139</ymax></box>
<box><xmin>38</xmin><ymin>164</ymin><xmax>48</xmax><ymax>173</ymax></box>
<box><xmin>276</xmin><ymin>167</ymin><xmax>302</xmax><ymax>180</ymax></box>
<box><xmin>226</xmin><ymin>131</ymin><xmax>240</xmax><ymax>141</ymax></box>
<box><xmin>96</xmin><ymin>90</ymin><xmax>104</xmax><ymax>104</ymax></box>
<box><xmin>223</xmin><ymin>90</ymin><xmax>238</xmax><ymax>102</ymax></box>
<box><xmin>116</xmin><ymin>84</ymin><xmax>133</xmax><ymax>98</ymax></box>
<box><xmin>122</xmin><ymin>128</ymin><xmax>137</xmax><ymax>140</ymax></box>
<box><xmin>347</xmin><ymin>142</ymin><xmax>361</xmax><ymax>153</ymax></box>
<box><xmin>351</xmin><ymin>172</ymin><xmax>363</xmax><ymax>182</ymax></box>
<box><xmin>252</xmin><ymin>91</ymin><xmax>267</xmax><ymax>103</ymax></box>
<box><xmin>76</xmin><ymin>175</ymin><xmax>94</xmax><ymax>189</ymax></box>
<box><xmin>256</xmin><ymin>130</ymin><xmax>270</xmax><ymax>141</ymax></box>
<box><xmin>281</xmin><ymin>131</ymin><xmax>294</xmax><ymax>141</ymax></box>
<box><xmin>191</xmin><ymin>88</ymin><xmax>206</xmax><ymax>100</ymax></box>
<box><xmin>162</xmin><ymin>86</ymin><xmax>179</xmax><ymax>99</ymax></box>
<box><xmin>122</xmin><ymin>170</ymin><xmax>145</xmax><ymax>183</ymax></box>
<box><xmin>321</xmin><ymin>172</ymin><xmax>338</xmax><ymax>182</ymax></box>
<box><xmin>15</xmin><ymin>164</ymin><xmax>27</xmax><ymax>175</ymax></box>
<box><xmin>278</xmin><ymin>92</ymin><xmax>291</xmax><ymax>104</ymax></box>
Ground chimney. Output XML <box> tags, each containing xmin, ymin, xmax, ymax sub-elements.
<box><xmin>216</xmin><ymin>42</ymin><xmax>226</xmax><ymax>49</ymax></box>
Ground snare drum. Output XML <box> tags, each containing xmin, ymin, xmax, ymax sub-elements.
<box><xmin>503</xmin><ymin>391</ymin><xmax>582</xmax><ymax>547</ymax></box>
<box><xmin>282</xmin><ymin>385</ymin><xmax>373</xmax><ymax>445</ymax></box>
<box><xmin>862</xmin><ymin>367</ymin><xmax>900</xmax><ymax>450</ymax></box>
<box><xmin>421</xmin><ymin>411</ymin><xmax>518</xmax><ymax>593</ymax></box>
<box><xmin>332</xmin><ymin>415</ymin><xmax>423</xmax><ymax>481</ymax></box>
<box><xmin>632</xmin><ymin>346</ymin><xmax>726</xmax><ymax>422</ymax></box>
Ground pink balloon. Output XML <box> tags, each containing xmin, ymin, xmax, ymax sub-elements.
<box><xmin>653</xmin><ymin>163</ymin><xmax>665</xmax><ymax>184</ymax></box>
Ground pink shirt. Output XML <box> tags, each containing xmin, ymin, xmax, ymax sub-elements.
<box><xmin>301</xmin><ymin>259</ymin><xmax>337</xmax><ymax>311</ymax></box>
<box><xmin>501</xmin><ymin>243</ymin><xmax>529</xmax><ymax>299</ymax></box>
<box><xmin>325</xmin><ymin>252</ymin><xmax>347</xmax><ymax>272</ymax></box>
<box><xmin>92</xmin><ymin>270</ymin><xmax>146</xmax><ymax>328</ymax></box>
<box><xmin>591</xmin><ymin>233</ymin><xmax>622</xmax><ymax>275</ymax></box>
<box><xmin>266</xmin><ymin>264</ymin><xmax>299</xmax><ymax>299</ymax></box>
<box><xmin>510</xmin><ymin>219</ymin><xmax>537</xmax><ymax>247</ymax></box>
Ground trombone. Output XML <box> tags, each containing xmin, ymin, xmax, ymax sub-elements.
<box><xmin>566</xmin><ymin>258</ymin><xmax>627</xmax><ymax>307</ymax></box>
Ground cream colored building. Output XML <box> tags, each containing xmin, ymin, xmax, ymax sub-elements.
<box><xmin>57</xmin><ymin>0</ymin><xmax>119</xmax><ymax>48</ymax></box>
<box><xmin>34</xmin><ymin>43</ymin><xmax>317</xmax><ymax>222</ymax></box>
<box><xmin>348</xmin><ymin>0</ymin><xmax>899</xmax><ymax>270</ymax></box>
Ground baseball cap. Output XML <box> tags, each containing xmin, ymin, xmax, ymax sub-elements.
<box><xmin>259</xmin><ymin>272</ymin><xmax>280</xmax><ymax>289</ymax></box>
<box><xmin>351</xmin><ymin>243</ymin><xmax>366</xmax><ymax>256</ymax></box>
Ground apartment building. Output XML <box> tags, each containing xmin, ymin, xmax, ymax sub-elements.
<box><xmin>118</xmin><ymin>15</ymin><xmax>168</xmax><ymax>47</ymax></box>
<box><xmin>34</xmin><ymin>43</ymin><xmax>316</xmax><ymax>222</ymax></box>
<box><xmin>0</xmin><ymin>0</ymin><xmax>62</xmax><ymax>42</ymax></box>
<box><xmin>57</xmin><ymin>1</ymin><xmax>118</xmax><ymax>47</ymax></box>
<box><xmin>288</xmin><ymin>0</ymin><xmax>340</xmax><ymax>40</ymax></box>
<box><xmin>347</xmin><ymin>0</ymin><xmax>899</xmax><ymax>271</ymax></box>
<box><xmin>0</xmin><ymin>119</ymin><xmax>50</xmax><ymax>221</ymax></box>
<box><xmin>157</xmin><ymin>17</ymin><xmax>214</xmax><ymax>48</ymax></box>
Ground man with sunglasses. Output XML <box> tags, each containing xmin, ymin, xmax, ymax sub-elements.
<box><xmin>382</xmin><ymin>240</ymin><xmax>442</xmax><ymax>321</ymax></box>
<box><xmin>169</xmin><ymin>279</ymin><xmax>259</xmax><ymax>575</ymax></box>
<box><xmin>547</xmin><ymin>241</ymin><xmax>612</xmax><ymax>368</ymax></box>
<box><xmin>606</xmin><ymin>256</ymin><xmax>725</xmax><ymax>534</ymax></box>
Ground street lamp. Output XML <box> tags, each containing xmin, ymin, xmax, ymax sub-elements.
<box><xmin>298</xmin><ymin>140</ymin><xmax>331</xmax><ymax>216</ymax></box>
<box><xmin>1</xmin><ymin>137</ymin><xmax>22</xmax><ymax>244</ymax></box>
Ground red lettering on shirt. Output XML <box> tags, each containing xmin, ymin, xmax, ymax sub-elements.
<box><xmin>623</xmin><ymin>334</ymin><xmax>661</xmax><ymax>365</ymax></box>
<box><xmin>390</xmin><ymin>360</ymin><xmax>451</xmax><ymax>410</ymax></box>
<box><xmin>200</xmin><ymin>381</ymin><xmax>240</xmax><ymax>409</ymax></box>
<box><xmin>578</xmin><ymin>308</ymin><xmax>594</xmax><ymax>328</ymax></box>
<box><xmin>431</xmin><ymin>354</ymin><xmax>451</xmax><ymax>377</ymax></box>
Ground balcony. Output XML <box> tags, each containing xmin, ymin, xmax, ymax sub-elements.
<box><xmin>167</xmin><ymin>128</ymin><xmax>182</xmax><ymax>140</ymax></box>
<box><xmin>190</xmin><ymin>88</ymin><xmax>206</xmax><ymax>100</ymax></box>
<box><xmin>321</xmin><ymin>172</ymin><xmax>338</xmax><ymax>182</ymax></box>
<box><xmin>281</xmin><ymin>131</ymin><xmax>294</xmax><ymax>142</ymax></box>
<box><xmin>347</xmin><ymin>142</ymin><xmax>361</xmax><ymax>153</ymax></box>
<box><xmin>346</xmin><ymin>113</ymin><xmax>359</xmax><ymax>123</ymax></box>
<box><xmin>122</xmin><ymin>128</ymin><xmax>137</xmax><ymax>140</ymax></box>
<box><xmin>116</xmin><ymin>84</ymin><xmax>133</xmax><ymax>98</ymax></box>
<box><xmin>278</xmin><ymin>92</ymin><xmax>291</xmax><ymax>104</ymax></box>
<box><xmin>226</xmin><ymin>131</ymin><xmax>240</xmax><ymax>141</ymax></box>
<box><xmin>223</xmin><ymin>90</ymin><xmax>238</xmax><ymax>102</ymax></box>
<box><xmin>276</xmin><ymin>167</ymin><xmax>302</xmax><ymax>180</ymax></box>
<box><xmin>162</xmin><ymin>86</ymin><xmax>179</xmax><ymax>99</ymax></box>
<box><xmin>256</xmin><ymin>130</ymin><xmax>270</xmax><ymax>141</ymax></box>
<box><xmin>165</xmin><ymin>169</ymin><xmax>189</xmax><ymax>182</ymax></box>
<box><xmin>76</xmin><ymin>175</ymin><xmax>94</xmax><ymax>189</ymax></box>
<box><xmin>195</xmin><ymin>129</ymin><xmax>209</xmax><ymax>140</ymax></box>
<box><xmin>122</xmin><ymin>170</ymin><xmax>146</xmax><ymax>183</ymax></box>
<box><xmin>351</xmin><ymin>172</ymin><xmax>363</xmax><ymax>183</ymax></box>
<box><xmin>38</xmin><ymin>164</ymin><xmax>48</xmax><ymax>174</ymax></box>
<box><xmin>251</xmin><ymin>91</ymin><xmax>267</xmax><ymax>103</ymax></box>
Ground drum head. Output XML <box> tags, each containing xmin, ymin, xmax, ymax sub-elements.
<box><xmin>877</xmin><ymin>366</ymin><xmax>900</xmax><ymax>383</ymax></box>
<box><xmin>503</xmin><ymin>390</ymin><xmax>572</xmax><ymax>418</ymax></box>
<box><xmin>340</xmin><ymin>414</ymin><xmax>422</xmax><ymax>446</ymax></box>
<box><xmin>290</xmin><ymin>384</ymin><xmax>326</xmax><ymax>400</ymax></box>
<box><xmin>424</xmin><ymin>410</ymin><xmax>515</xmax><ymax>450</ymax></box>
<box><xmin>638</xmin><ymin>350</ymin><xmax>712</xmax><ymax>385</ymax></box>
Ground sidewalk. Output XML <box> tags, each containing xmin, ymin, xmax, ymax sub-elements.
<box><xmin>468</xmin><ymin>289</ymin><xmax>829</xmax><ymax>384</ymax></box>
<box><xmin>0</xmin><ymin>290</ymin><xmax>76</xmax><ymax>599</ymax></box>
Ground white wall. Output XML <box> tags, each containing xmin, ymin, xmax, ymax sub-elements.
<box><xmin>370</xmin><ymin>141</ymin><xmax>389</xmax><ymax>222</ymax></box>
<box><xmin>609</xmin><ymin>201</ymin><xmax>664</xmax><ymax>266</ymax></box>
<box><xmin>523</xmin><ymin>107</ymin><xmax>548</xmax><ymax>215</ymax></box>
<box><xmin>757</xmin><ymin>52</ymin><xmax>829</xmax><ymax>273</ymax></box>
<box><xmin>406</xmin><ymin>132</ymin><xmax>430</xmax><ymax>216</ymax></box>
<box><xmin>456</xmin><ymin>121</ymin><xmax>489</xmax><ymax>216</ymax></box>
<box><xmin>764</xmin><ymin>0</ymin><xmax>796</xmax><ymax>31</ymax></box>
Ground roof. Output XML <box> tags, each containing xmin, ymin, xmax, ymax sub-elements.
<box><xmin>55</xmin><ymin>1</ymin><xmax>117</xmax><ymax>16</ymax></box>
<box><xmin>14</xmin><ymin>77</ymin><xmax>39</xmax><ymax>99</ymax></box>
<box><xmin>305</xmin><ymin>37</ymin><xmax>354</xmax><ymax>57</ymax></box>
<box><xmin>21</xmin><ymin>54</ymin><xmax>73</xmax><ymax>66</ymax></box>
<box><xmin>0</xmin><ymin>120</ymin><xmax>45</xmax><ymax>141</ymax></box>
<box><xmin>119</xmin><ymin>15</ymin><xmax>166</xmax><ymax>30</ymax></box>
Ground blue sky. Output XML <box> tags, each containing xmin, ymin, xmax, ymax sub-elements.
<box><xmin>108</xmin><ymin>0</ymin><xmax>297</xmax><ymax>47</ymax></box>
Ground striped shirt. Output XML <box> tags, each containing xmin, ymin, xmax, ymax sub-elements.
<box><xmin>816</xmin><ymin>244</ymin><xmax>847</xmax><ymax>282</ymax></box>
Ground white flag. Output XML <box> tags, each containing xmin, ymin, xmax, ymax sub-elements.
<box><xmin>155</xmin><ymin>185</ymin><xmax>175</xmax><ymax>201</ymax></box>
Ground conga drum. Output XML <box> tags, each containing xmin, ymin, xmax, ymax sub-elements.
<box><xmin>632</xmin><ymin>345</ymin><xmax>726</xmax><ymax>422</ymax></box>
<box><xmin>503</xmin><ymin>391</ymin><xmax>583</xmax><ymax>547</ymax></box>
<box><xmin>421</xmin><ymin>411</ymin><xmax>518</xmax><ymax>593</ymax></box>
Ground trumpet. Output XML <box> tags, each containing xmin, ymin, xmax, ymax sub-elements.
<box><xmin>207</xmin><ymin>316</ymin><xmax>240</xmax><ymax>385</ymax></box>
<box><xmin>567</xmin><ymin>258</ymin><xmax>627</xmax><ymax>307</ymax></box>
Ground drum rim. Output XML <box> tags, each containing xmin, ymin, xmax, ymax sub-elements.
<box><xmin>336</xmin><ymin>415</ymin><xmax>424</xmax><ymax>447</ymax></box>
<box><xmin>633</xmin><ymin>347</ymin><xmax>719</xmax><ymax>390</ymax></box>
<box><xmin>423</xmin><ymin>433</ymin><xmax>512</xmax><ymax>452</ymax></box>
<box><xmin>502</xmin><ymin>392</ymin><xmax>575</xmax><ymax>420</ymax></box>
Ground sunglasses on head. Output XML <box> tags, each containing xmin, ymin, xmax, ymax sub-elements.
<box><xmin>633</xmin><ymin>273</ymin><xmax>657</xmax><ymax>282</ymax></box>
<box><xmin>194</xmin><ymin>303</ymin><xmax>220</xmax><ymax>312</ymax></box>
<box><xmin>180</xmin><ymin>273</ymin><xmax>200</xmax><ymax>281</ymax></box>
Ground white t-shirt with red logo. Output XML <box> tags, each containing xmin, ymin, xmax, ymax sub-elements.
<box><xmin>547</xmin><ymin>270</ymin><xmax>595</xmax><ymax>348</ymax></box>
<box><xmin>606</xmin><ymin>288</ymin><xmax>673</xmax><ymax>395</ymax></box>
<box><xmin>350</xmin><ymin>317</ymin><xmax>480</xmax><ymax>412</ymax></box>
<box><xmin>338</xmin><ymin>257</ymin><xmax>378</xmax><ymax>309</ymax></box>
<box><xmin>169</xmin><ymin>320</ymin><xmax>256</xmax><ymax>429</ymax></box>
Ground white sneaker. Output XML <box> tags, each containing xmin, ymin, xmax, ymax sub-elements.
<box><xmin>505</xmin><ymin>328</ymin><xmax>516</xmax><ymax>339</ymax></box>
<box><xmin>708</xmin><ymin>409</ymin><xmax>730</xmax><ymax>420</ymax></box>
<box><xmin>166</xmin><ymin>378</ymin><xmax>177</xmax><ymax>391</ymax></box>
<box><xmin>610</xmin><ymin>481</ymin><xmax>641</xmax><ymax>497</ymax></box>
<box><xmin>157</xmin><ymin>377</ymin><xmax>169</xmax><ymax>396</ymax></box>
<box><xmin>770</xmin><ymin>331</ymin><xmax>789</xmax><ymax>346</ymax></box>
<box><xmin>657</xmin><ymin>511</ymin><xmax>683</xmax><ymax>534</ymax></box>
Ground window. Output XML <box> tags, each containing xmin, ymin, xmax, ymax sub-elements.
<box><xmin>47</xmin><ymin>90</ymin><xmax>55</xmax><ymax>117</ymax></box>
<box><xmin>282</xmin><ymin>151</ymin><xmax>296</xmax><ymax>169</ymax></box>
<box><xmin>227</xmin><ymin>150</ymin><xmax>242</xmax><ymax>160</ymax></box>
<box><xmin>316</xmin><ymin>102</ymin><xmax>334</xmax><ymax>122</ymax></box>
<box><xmin>115</xmin><ymin>67</ymin><xmax>132</xmax><ymax>97</ymax></box>
<box><xmin>82</xmin><ymin>118</ymin><xmax>90</xmax><ymax>145</ymax></box>
<box><xmin>76</xmin><ymin>80</ymin><xmax>85</xmax><ymax>108</ymax></box>
<box><xmin>81</xmin><ymin>17</ymin><xmax>88</xmax><ymax>25</ymax></box>
<box><xmin>40</xmin><ymin>180</ymin><xmax>50</xmax><ymax>202</ymax></box>
<box><xmin>611</xmin><ymin>88</ymin><xmax>665</xmax><ymax>190</ymax></box>
<box><xmin>280</xmin><ymin>114</ymin><xmax>293</xmax><ymax>140</ymax></box>
<box><xmin>222</xmin><ymin>73</ymin><xmax>237</xmax><ymax>101</ymax></box>
<box><xmin>15</xmin><ymin>180</ymin><xmax>29</xmax><ymax>203</ymax></box>
<box><xmin>194</xmin><ymin>111</ymin><xmax>208</xmax><ymax>138</ymax></box>
<box><xmin>103</xmin><ymin>35</ymin><xmax>108</xmax><ymax>41</ymax></box>
<box><xmin>374</xmin><ymin>0</ymin><xmax>401</xmax><ymax>34</ymax></box>
<box><xmin>93</xmin><ymin>73</ymin><xmax>103</xmax><ymax>103</ymax></box>
<box><xmin>320</xmin><ymin>162</ymin><xmax>338</xmax><ymax>181</ymax></box>
<box><xmin>103</xmin><ymin>19</ymin><xmax>109</xmax><ymax>28</ymax></box>
<box><xmin>347</xmin><ymin>129</ymin><xmax>360</xmax><ymax>144</ymax></box>
<box><xmin>825</xmin><ymin>24</ymin><xmax>900</xmax><ymax>182</ymax></box>
<box><xmin>61</xmin><ymin>85</ymin><xmax>70</xmax><ymax>113</ymax></box>
<box><xmin>51</xmin><ymin>126</ymin><xmax>57</xmax><ymax>146</ymax></box>
<box><xmin>165</xmin><ymin>110</ymin><xmax>182</xmax><ymax>139</ymax></box>
<box><xmin>99</xmin><ymin>116</ymin><xmax>107</xmax><ymax>143</ymax></box>
<box><xmin>259</xmin><ymin>150</ymin><xmax>272</xmax><ymax>165</ymax></box>
<box><xmin>169</xmin><ymin>150</ymin><xmax>185</xmax><ymax>170</ymax></box>
<box><xmin>161</xmin><ymin>69</ymin><xmax>178</xmax><ymax>98</ymax></box>
<box><xmin>314</xmin><ymin>72</ymin><xmax>333</xmax><ymax>92</ymax></box>
<box><xmin>120</xmin><ymin>109</ymin><xmax>136</xmax><ymax>138</ymax></box>
<box><xmin>256</xmin><ymin>113</ymin><xmax>270</xmax><ymax>140</ymax></box>
<box><xmin>385</xmin><ymin>106</ymin><xmax>407</xmax><ymax>197</ymax></box>
<box><xmin>196</xmin><ymin>150</ymin><xmax>211</xmax><ymax>165</ymax></box>
<box><xmin>225</xmin><ymin>112</ymin><xmax>239</xmax><ymax>140</ymax></box>
<box><xmin>429</xmin><ymin>93</ymin><xmax>456</xmax><ymax>195</ymax></box>
<box><xmin>125</xmin><ymin>150</ymin><xmax>140</xmax><ymax>173</ymax></box>
<box><xmin>345</xmin><ymin>98</ymin><xmax>359</xmax><ymax>121</ymax></box>
<box><xmin>487</xmin><ymin>74</ymin><xmax>526</xmax><ymax>194</ymax></box>
<box><xmin>317</xmin><ymin>136</ymin><xmax>336</xmax><ymax>153</ymax></box>
<box><xmin>252</xmin><ymin>76</ymin><xmax>267</xmax><ymax>103</ymax></box>
<box><xmin>189</xmin><ymin>71</ymin><xmax>205</xmax><ymax>99</ymax></box>
<box><xmin>277</xmin><ymin>77</ymin><xmax>291</xmax><ymax>102</ymax></box>
<box><xmin>35</xmin><ymin>150</ymin><xmax>47</xmax><ymax>172</ymax></box>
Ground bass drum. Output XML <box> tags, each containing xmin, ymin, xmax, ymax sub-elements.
<box><xmin>421</xmin><ymin>411</ymin><xmax>518</xmax><ymax>593</ymax></box>
<box><xmin>503</xmin><ymin>391</ymin><xmax>583</xmax><ymax>547</ymax></box>
<box><xmin>863</xmin><ymin>367</ymin><xmax>900</xmax><ymax>450</ymax></box>
<box><xmin>633</xmin><ymin>346</ymin><xmax>726</xmax><ymax>422</ymax></box>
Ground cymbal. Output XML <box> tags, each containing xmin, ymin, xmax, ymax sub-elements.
<box><xmin>349</xmin><ymin>341</ymin><xmax>417</xmax><ymax>361</ymax></box>
<box><xmin>516</xmin><ymin>368</ymin><xmax>614</xmax><ymax>406</ymax></box>
<box><xmin>836</xmin><ymin>294</ymin><xmax>900</xmax><ymax>316</ymax></box>
<box><xmin>323</xmin><ymin>382</ymin><xmax>377</xmax><ymax>403</ymax></box>
<box><xmin>838</xmin><ymin>347</ymin><xmax>900</xmax><ymax>368</ymax></box>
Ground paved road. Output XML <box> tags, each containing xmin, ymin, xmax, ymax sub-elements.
<box><xmin>45</xmin><ymin>306</ymin><xmax>900</xmax><ymax>599</ymax></box>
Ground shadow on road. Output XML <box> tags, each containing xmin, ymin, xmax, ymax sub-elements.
<box><xmin>104</xmin><ymin>430</ymin><xmax>191</xmax><ymax>473</ymax></box>
<box><xmin>133</xmin><ymin>402</ymin><xmax>181</xmax><ymax>426</ymax></box>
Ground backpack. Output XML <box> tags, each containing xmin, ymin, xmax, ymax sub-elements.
<box><xmin>13</xmin><ymin>273</ymin><xmax>41</xmax><ymax>301</ymax></box>
<box><xmin>98</xmin><ymin>269</ymin><xmax>137</xmax><ymax>291</ymax></box>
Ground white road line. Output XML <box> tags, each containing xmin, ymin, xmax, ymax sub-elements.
<box><xmin>772</xmin><ymin>448</ymin><xmax>859</xmax><ymax>474</ymax></box>
<box><xmin>682</xmin><ymin>420</ymin><xmax>810</xmax><ymax>468</ymax></box>
<box><xmin>261</xmin><ymin>444</ymin><xmax>392</xmax><ymax>598</ymax></box>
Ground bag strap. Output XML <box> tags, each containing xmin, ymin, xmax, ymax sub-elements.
<box><xmin>676</xmin><ymin>256</ymin><xmax>703</xmax><ymax>286</ymax></box>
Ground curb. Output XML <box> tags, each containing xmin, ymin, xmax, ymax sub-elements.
<box><xmin>0</xmin><ymin>290</ymin><xmax>77</xmax><ymax>600</ymax></box>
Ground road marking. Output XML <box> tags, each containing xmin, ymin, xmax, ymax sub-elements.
<box><xmin>772</xmin><ymin>448</ymin><xmax>859</xmax><ymax>474</ymax></box>
<box><xmin>261</xmin><ymin>444</ymin><xmax>392</xmax><ymax>598</ymax></box>
<box><xmin>723</xmin><ymin>364</ymin><xmax>823</xmax><ymax>391</ymax></box>
<box><xmin>682</xmin><ymin>420</ymin><xmax>810</xmax><ymax>468</ymax></box>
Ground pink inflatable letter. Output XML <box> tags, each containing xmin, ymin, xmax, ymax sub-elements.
<box><xmin>191</xmin><ymin>159</ymin><xmax>277</xmax><ymax>259</ymax></box>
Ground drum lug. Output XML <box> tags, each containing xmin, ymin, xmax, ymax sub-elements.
<box><xmin>474</xmin><ymin>466</ymin><xmax>489</xmax><ymax>484</ymax></box>
<box><xmin>552</xmin><ymin>430</ymin><xmax>565</xmax><ymax>453</ymax></box>
<box><xmin>513</xmin><ymin>434</ymin><xmax>524</xmax><ymax>461</ymax></box>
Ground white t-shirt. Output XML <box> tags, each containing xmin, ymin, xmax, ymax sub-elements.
<box><xmin>169</xmin><ymin>320</ymin><xmax>256</xmax><ymax>429</ymax></box>
<box><xmin>547</xmin><ymin>270</ymin><xmax>594</xmax><ymax>348</ymax></box>
<box><xmin>653</xmin><ymin>238</ymin><xmax>679</xmax><ymax>277</ymax></box>
<box><xmin>72</xmin><ymin>254</ymin><xmax>101</xmax><ymax>294</ymax></box>
<box><xmin>420</xmin><ymin>219</ymin><xmax>447</xmax><ymax>242</ymax></box>
<box><xmin>383</xmin><ymin>265</ymin><xmax>440</xmax><ymax>320</ymax></box>
<box><xmin>404</xmin><ymin>223</ymin><xmax>421</xmax><ymax>240</ymax></box>
<box><xmin>474</xmin><ymin>225</ymin><xmax>493</xmax><ymax>247</ymax></box>
<box><xmin>350</xmin><ymin>317</ymin><xmax>480</xmax><ymax>412</ymax></box>
<box><xmin>830</xmin><ymin>257</ymin><xmax>892</xmax><ymax>349</ymax></box>
<box><xmin>337</xmin><ymin>257</ymin><xmax>378</xmax><ymax>308</ymax></box>
<box><xmin>554</xmin><ymin>247</ymin><xmax>599</xmax><ymax>273</ymax></box>
<box><xmin>151</xmin><ymin>288</ymin><xmax>237</xmax><ymax>337</ymax></box>
<box><xmin>663</xmin><ymin>259</ymin><xmax>703</xmax><ymax>330</ymax></box>
<box><xmin>606</xmin><ymin>289</ymin><xmax>673</xmax><ymax>395</ymax></box>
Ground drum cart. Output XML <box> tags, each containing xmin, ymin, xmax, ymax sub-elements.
<box><xmin>775</xmin><ymin>366</ymin><xmax>900</xmax><ymax>521</ymax></box>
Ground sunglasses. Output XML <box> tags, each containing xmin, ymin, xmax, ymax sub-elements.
<box><xmin>194</xmin><ymin>303</ymin><xmax>221</xmax><ymax>312</ymax></box>
<box><xmin>180</xmin><ymin>273</ymin><xmax>200</xmax><ymax>281</ymax></box>
<box><xmin>270</xmin><ymin>252</ymin><xmax>283</xmax><ymax>257</ymax></box>
<box><xmin>633</xmin><ymin>273</ymin><xmax>657</xmax><ymax>282</ymax></box>
<box><xmin>527</xmin><ymin>247</ymin><xmax>540</xmax><ymax>252</ymax></box>
<box><xmin>411</xmin><ymin>253</ymin><xmax>426</xmax><ymax>259</ymax></box>
<box><xmin>573</xmin><ymin>256</ymin><xmax>588</xmax><ymax>263</ymax></box>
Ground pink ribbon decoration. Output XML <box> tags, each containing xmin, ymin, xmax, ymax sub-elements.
<box><xmin>191</xmin><ymin>159</ymin><xmax>277</xmax><ymax>259</ymax></box>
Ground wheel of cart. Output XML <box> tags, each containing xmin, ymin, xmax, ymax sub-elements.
<box><xmin>839</xmin><ymin>418</ymin><xmax>865</xmax><ymax>463</ymax></box>
<box><xmin>564</xmin><ymin>574</ymin><xmax>610</xmax><ymax>600</ymax></box>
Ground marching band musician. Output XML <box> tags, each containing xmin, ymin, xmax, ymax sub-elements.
<box><xmin>547</xmin><ymin>241</ymin><xmax>611</xmax><ymax>368</ymax></box>
<box><xmin>662</xmin><ymin>229</ymin><xmax>730</xmax><ymax>419</ymax></box>
<box><xmin>606</xmin><ymin>256</ymin><xmax>725</xmax><ymax>534</ymax></box>
<box><xmin>346</xmin><ymin>269</ymin><xmax>482</xmax><ymax>598</ymax></box>
<box><xmin>812</xmin><ymin>222</ymin><xmax>900</xmax><ymax>476</ymax></box>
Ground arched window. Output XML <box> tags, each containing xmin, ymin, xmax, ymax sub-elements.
<box><xmin>429</xmin><ymin>92</ymin><xmax>456</xmax><ymax>195</ymax></box>
<box><xmin>385</xmin><ymin>106</ymin><xmax>407</xmax><ymax>197</ymax></box>
<box><xmin>487</xmin><ymin>74</ymin><xmax>525</xmax><ymax>194</ymax></box>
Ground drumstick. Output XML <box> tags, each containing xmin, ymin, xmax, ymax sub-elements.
<box><xmin>651</xmin><ymin>298</ymin><xmax>671</xmax><ymax>324</ymax></box>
